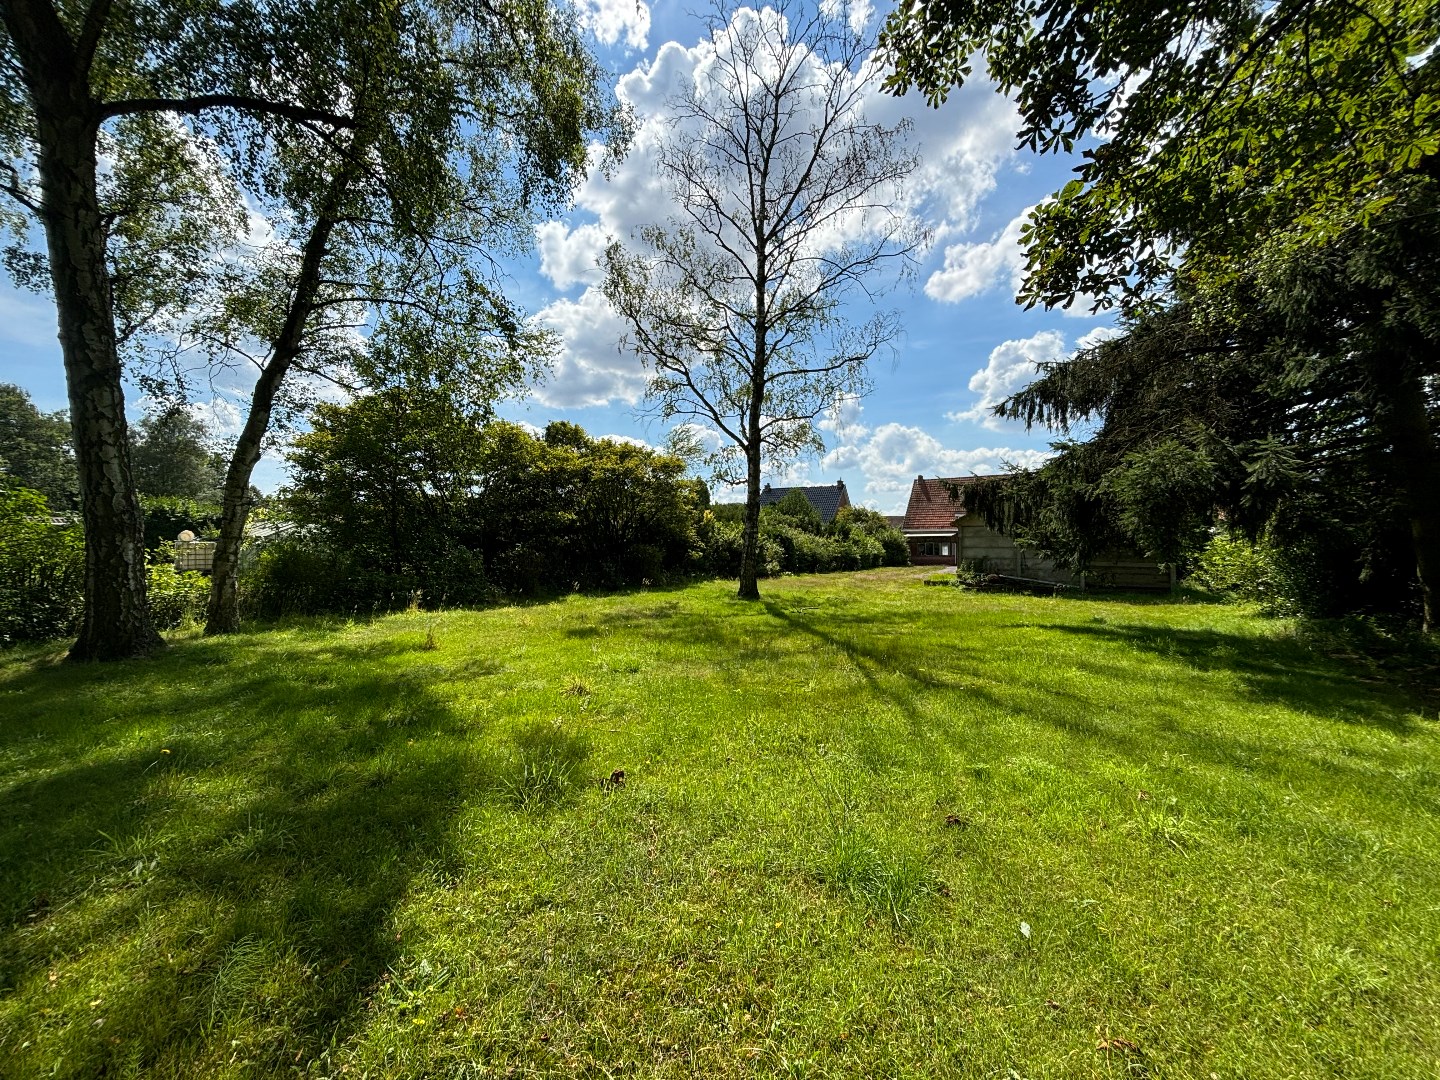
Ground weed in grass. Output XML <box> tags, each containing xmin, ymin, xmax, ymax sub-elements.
<box><xmin>822</xmin><ymin>827</ymin><xmax>936</xmax><ymax>928</ymax></box>
<box><xmin>503</xmin><ymin>719</ymin><xmax>591</xmax><ymax>810</ymax></box>
<box><xmin>1309</xmin><ymin>943</ymin><xmax>1390</xmax><ymax>1007</ymax></box>
<box><xmin>1126</xmin><ymin>797</ymin><xmax>1201</xmax><ymax>854</ymax></box>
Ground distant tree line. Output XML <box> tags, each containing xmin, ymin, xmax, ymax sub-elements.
<box><xmin>0</xmin><ymin>385</ymin><xmax>230</xmax><ymax>645</ymax></box>
<box><xmin>2</xmin><ymin>376</ymin><xmax>910</xmax><ymax>641</ymax></box>
<box><xmin>249</xmin><ymin>401</ymin><xmax>910</xmax><ymax>618</ymax></box>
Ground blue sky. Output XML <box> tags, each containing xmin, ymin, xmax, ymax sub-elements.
<box><xmin>0</xmin><ymin>0</ymin><xmax>1114</xmax><ymax>515</ymax></box>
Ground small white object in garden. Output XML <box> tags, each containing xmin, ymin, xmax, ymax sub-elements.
<box><xmin>1020</xmin><ymin>921</ymin><xmax>1031</xmax><ymax>939</ymax></box>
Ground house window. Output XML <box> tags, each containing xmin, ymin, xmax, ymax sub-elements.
<box><xmin>917</xmin><ymin>541</ymin><xmax>953</xmax><ymax>557</ymax></box>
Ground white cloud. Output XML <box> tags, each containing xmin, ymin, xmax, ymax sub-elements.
<box><xmin>944</xmin><ymin>325</ymin><xmax>1122</xmax><ymax>432</ymax></box>
<box><xmin>819</xmin><ymin>0</ymin><xmax>875</xmax><ymax>34</ymax></box>
<box><xmin>925</xmin><ymin>207</ymin><xmax>1029</xmax><ymax>303</ymax></box>
<box><xmin>1075</xmin><ymin>325</ymin><xmax>1122</xmax><ymax>351</ymax></box>
<box><xmin>535</xmin><ymin>220</ymin><xmax>609</xmax><ymax>291</ymax></box>
<box><xmin>820</xmin><ymin>420</ymin><xmax>1052</xmax><ymax>512</ymax></box>
<box><xmin>598</xmin><ymin>432</ymin><xmax>654</xmax><ymax>449</ymax></box>
<box><xmin>923</xmin><ymin>205</ymin><xmax>1116</xmax><ymax>316</ymax></box>
<box><xmin>187</xmin><ymin>396</ymin><xmax>245</xmax><ymax>440</ymax></box>
<box><xmin>817</xmin><ymin>394</ymin><xmax>869</xmax><ymax>441</ymax></box>
<box><xmin>948</xmin><ymin>330</ymin><xmax>1066</xmax><ymax>430</ymax></box>
<box><xmin>577</xmin><ymin>0</ymin><xmax>650</xmax><ymax>49</ymax></box>
<box><xmin>532</xmin><ymin>286</ymin><xmax>648</xmax><ymax>408</ymax></box>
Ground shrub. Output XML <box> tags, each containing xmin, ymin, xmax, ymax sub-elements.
<box><xmin>697</xmin><ymin>517</ymin><xmax>782</xmax><ymax>578</ymax></box>
<box><xmin>847</xmin><ymin>531</ymin><xmax>886</xmax><ymax>569</ymax></box>
<box><xmin>1190</xmin><ymin>533</ymin><xmax>1300</xmax><ymax>615</ymax></box>
<box><xmin>240</xmin><ymin>535</ymin><xmax>492</xmax><ymax>618</ymax></box>
<box><xmin>830</xmin><ymin>506</ymin><xmax>908</xmax><ymax>566</ymax></box>
<box><xmin>146</xmin><ymin>554</ymin><xmax>211</xmax><ymax>629</ymax></box>
<box><xmin>0</xmin><ymin>484</ymin><xmax>83</xmax><ymax>645</ymax></box>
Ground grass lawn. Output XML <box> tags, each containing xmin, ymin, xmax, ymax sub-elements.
<box><xmin>1</xmin><ymin>569</ymin><xmax>1438</xmax><ymax>1079</ymax></box>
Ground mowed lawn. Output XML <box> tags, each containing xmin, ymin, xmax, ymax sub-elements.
<box><xmin>1</xmin><ymin>570</ymin><xmax>1437</xmax><ymax>1079</ymax></box>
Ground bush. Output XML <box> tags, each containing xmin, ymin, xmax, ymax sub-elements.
<box><xmin>0</xmin><ymin>484</ymin><xmax>83</xmax><ymax>646</ymax></box>
<box><xmin>847</xmin><ymin>532</ymin><xmax>886</xmax><ymax>569</ymax></box>
<box><xmin>240</xmin><ymin>535</ymin><xmax>493</xmax><ymax>619</ymax></box>
<box><xmin>146</xmin><ymin>554</ymin><xmax>211</xmax><ymax>629</ymax></box>
<box><xmin>696</xmin><ymin>516</ymin><xmax>782</xmax><ymax>578</ymax></box>
<box><xmin>830</xmin><ymin>506</ymin><xmax>908</xmax><ymax>566</ymax></box>
<box><xmin>696</xmin><ymin>509</ymin><xmax>893</xmax><ymax>579</ymax></box>
<box><xmin>1190</xmin><ymin>533</ymin><xmax>1299</xmax><ymax>615</ymax></box>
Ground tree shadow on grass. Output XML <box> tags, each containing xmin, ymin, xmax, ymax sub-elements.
<box><xmin>0</xmin><ymin>635</ymin><xmax>498</xmax><ymax>1076</ymax></box>
<box><xmin>754</xmin><ymin>599</ymin><xmax>1435</xmax><ymax>803</ymax></box>
<box><xmin>1039</xmin><ymin>622</ymin><xmax>1427</xmax><ymax>737</ymax></box>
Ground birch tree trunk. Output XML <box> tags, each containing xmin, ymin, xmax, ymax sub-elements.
<box><xmin>9</xmin><ymin>0</ymin><xmax>163</xmax><ymax>660</ymax></box>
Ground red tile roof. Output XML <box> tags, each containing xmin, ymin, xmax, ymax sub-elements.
<box><xmin>901</xmin><ymin>476</ymin><xmax>999</xmax><ymax>532</ymax></box>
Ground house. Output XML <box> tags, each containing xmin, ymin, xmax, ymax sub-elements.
<box><xmin>902</xmin><ymin>475</ymin><xmax>980</xmax><ymax>566</ymax></box>
<box><xmin>757</xmin><ymin>480</ymin><xmax>851</xmax><ymax>524</ymax></box>
<box><xmin>901</xmin><ymin>475</ymin><xmax>1173</xmax><ymax>589</ymax></box>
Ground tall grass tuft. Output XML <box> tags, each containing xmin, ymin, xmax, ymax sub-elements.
<box><xmin>503</xmin><ymin>719</ymin><xmax>591</xmax><ymax>810</ymax></box>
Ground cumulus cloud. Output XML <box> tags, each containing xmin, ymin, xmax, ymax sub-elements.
<box><xmin>948</xmin><ymin>330</ymin><xmax>1066</xmax><ymax>430</ymax></box>
<box><xmin>532</xmin><ymin>286</ymin><xmax>649</xmax><ymax>408</ymax></box>
<box><xmin>817</xmin><ymin>394</ymin><xmax>869</xmax><ymax>442</ymax></box>
<box><xmin>536</xmin><ymin>221</ymin><xmax>608</xmax><ymax>290</ymax></box>
<box><xmin>187</xmin><ymin>396</ymin><xmax>246</xmax><ymax>440</ymax></box>
<box><xmin>597</xmin><ymin>432</ymin><xmax>655</xmax><ymax>449</ymax></box>
<box><xmin>925</xmin><ymin>207</ymin><xmax>1029</xmax><ymax>303</ymax></box>
<box><xmin>577</xmin><ymin>0</ymin><xmax>650</xmax><ymax>49</ymax></box>
<box><xmin>1074</xmin><ymin>324</ymin><xmax>1122</xmax><ymax>351</ymax></box>
<box><xmin>923</xmin><ymin>205</ymin><xmax>1116</xmax><ymax>315</ymax></box>
<box><xmin>943</xmin><ymin>325</ymin><xmax>1122</xmax><ymax>432</ymax></box>
<box><xmin>820</xmin><ymin>420</ymin><xmax>1051</xmax><ymax>512</ymax></box>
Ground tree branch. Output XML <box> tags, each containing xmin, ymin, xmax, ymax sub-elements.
<box><xmin>100</xmin><ymin>94</ymin><xmax>354</xmax><ymax>129</ymax></box>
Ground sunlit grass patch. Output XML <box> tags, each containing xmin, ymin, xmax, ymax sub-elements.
<box><xmin>1</xmin><ymin>570</ymin><xmax>1437</xmax><ymax>1078</ymax></box>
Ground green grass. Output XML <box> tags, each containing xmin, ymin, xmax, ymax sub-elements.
<box><xmin>1</xmin><ymin>568</ymin><xmax>1437</xmax><ymax>1078</ymax></box>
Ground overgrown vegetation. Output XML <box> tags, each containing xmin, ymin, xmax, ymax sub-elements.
<box><xmin>1</xmin><ymin>417</ymin><xmax>911</xmax><ymax>643</ymax></box>
<box><xmin>882</xmin><ymin>0</ymin><xmax>1440</xmax><ymax>632</ymax></box>
<box><xmin>1</xmin><ymin>570</ymin><xmax>1436</xmax><ymax>1077</ymax></box>
<box><xmin>702</xmin><ymin>497</ymin><xmax>909</xmax><ymax>579</ymax></box>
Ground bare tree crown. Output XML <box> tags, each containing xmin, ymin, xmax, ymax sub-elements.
<box><xmin>604</xmin><ymin>0</ymin><xmax>922</xmax><ymax>484</ymax></box>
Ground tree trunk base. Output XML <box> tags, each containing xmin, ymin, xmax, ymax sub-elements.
<box><xmin>66</xmin><ymin>628</ymin><xmax>163</xmax><ymax>663</ymax></box>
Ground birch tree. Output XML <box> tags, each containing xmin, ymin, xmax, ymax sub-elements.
<box><xmin>603</xmin><ymin>0</ymin><xmax>921</xmax><ymax>600</ymax></box>
<box><xmin>1</xmin><ymin>0</ymin><xmax>616</xmax><ymax>656</ymax></box>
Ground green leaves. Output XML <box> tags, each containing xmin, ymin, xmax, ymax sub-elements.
<box><xmin>882</xmin><ymin>0</ymin><xmax>1440</xmax><ymax>312</ymax></box>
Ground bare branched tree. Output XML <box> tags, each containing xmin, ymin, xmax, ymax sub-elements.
<box><xmin>604</xmin><ymin>0</ymin><xmax>922</xmax><ymax>600</ymax></box>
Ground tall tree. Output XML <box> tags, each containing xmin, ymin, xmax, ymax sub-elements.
<box><xmin>0</xmin><ymin>382</ymin><xmax>76</xmax><ymax>507</ymax></box>
<box><xmin>965</xmin><ymin>232</ymin><xmax>1435</xmax><ymax>617</ymax></box>
<box><xmin>880</xmin><ymin>0</ymin><xmax>1440</xmax><ymax>628</ymax></box>
<box><xmin>0</xmin><ymin>1</ymin><xmax>358</xmax><ymax>658</ymax></box>
<box><xmin>129</xmin><ymin>405</ymin><xmax>219</xmax><ymax>499</ymax></box>
<box><xmin>197</xmin><ymin>0</ymin><xmax>615</xmax><ymax>634</ymax></box>
<box><xmin>604</xmin><ymin>0</ymin><xmax>921</xmax><ymax>600</ymax></box>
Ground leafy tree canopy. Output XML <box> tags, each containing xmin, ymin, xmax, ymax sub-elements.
<box><xmin>880</xmin><ymin>0</ymin><xmax>1440</xmax><ymax>309</ymax></box>
<box><xmin>0</xmin><ymin>383</ymin><xmax>76</xmax><ymax>508</ymax></box>
<box><xmin>130</xmin><ymin>406</ymin><xmax>222</xmax><ymax>500</ymax></box>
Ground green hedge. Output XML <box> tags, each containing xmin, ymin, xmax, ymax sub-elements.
<box><xmin>0</xmin><ymin>485</ymin><xmax>84</xmax><ymax>646</ymax></box>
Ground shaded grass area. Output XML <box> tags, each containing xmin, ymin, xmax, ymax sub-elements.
<box><xmin>1</xmin><ymin>569</ymin><xmax>1438</xmax><ymax>1078</ymax></box>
